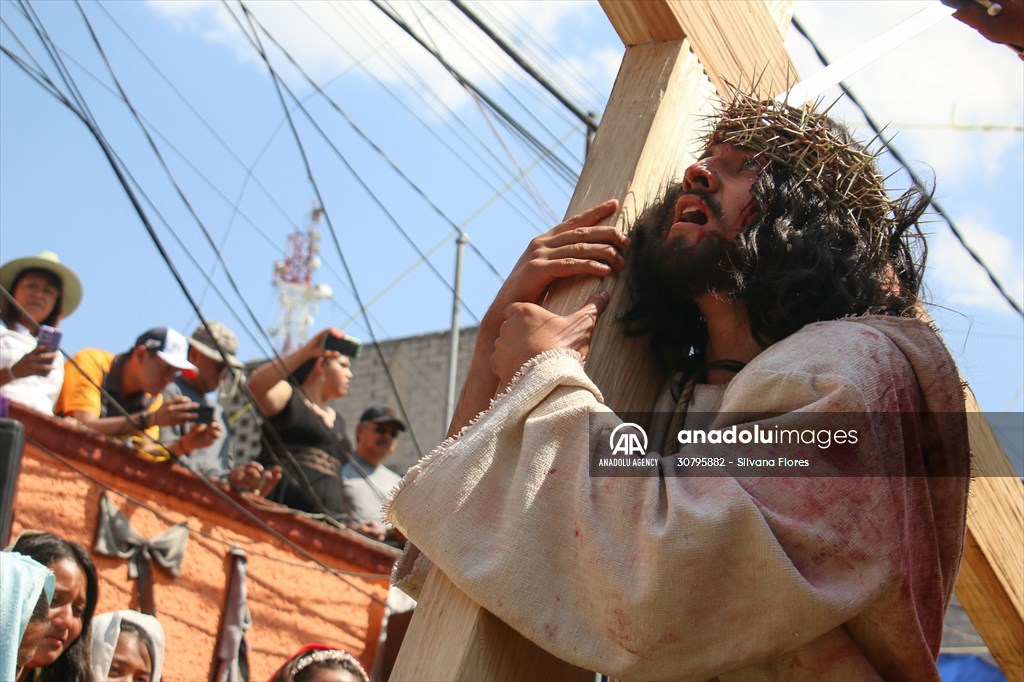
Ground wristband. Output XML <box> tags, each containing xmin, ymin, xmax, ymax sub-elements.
<box><xmin>6</xmin><ymin>366</ymin><xmax>19</xmax><ymax>381</ymax></box>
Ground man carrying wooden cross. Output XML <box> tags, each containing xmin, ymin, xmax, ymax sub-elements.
<box><xmin>386</xmin><ymin>91</ymin><xmax>970</xmax><ymax>680</ymax></box>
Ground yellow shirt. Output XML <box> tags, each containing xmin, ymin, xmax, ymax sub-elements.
<box><xmin>57</xmin><ymin>348</ymin><xmax>162</xmax><ymax>442</ymax></box>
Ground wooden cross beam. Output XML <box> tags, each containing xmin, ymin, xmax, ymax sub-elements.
<box><xmin>390</xmin><ymin>2</ymin><xmax>1022</xmax><ymax>679</ymax></box>
<box><xmin>391</xmin><ymin>3</ymin><xmax>791</xmax><ymax>680</ymax></box>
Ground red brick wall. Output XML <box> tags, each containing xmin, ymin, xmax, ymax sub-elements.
<box><xmin>10</xmin><ymin>406</ymin><xmax>399</xmax><ymax>680</ymax></box>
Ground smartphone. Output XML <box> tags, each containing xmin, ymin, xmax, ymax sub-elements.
<box><xmin>195</xmin><ymin>406</ymin><xmax>215</xmax><ymax>425</ymax></box>
<box><xmin>323</xmin><ymin>333</ymin><xmax>362</xmax><ymax>358</ymax></box>
<box><xmin>36</xmin><ymin>325</ymin><xmax>63</xmax><ymax>351</ymax></box>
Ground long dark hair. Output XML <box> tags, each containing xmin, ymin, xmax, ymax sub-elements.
<box><xmin>11</xmin><ymin>532</ymin><xmax>98</xmax><ymax>682</ymax></box>
<box><xmin>1</xmin><ymin>267</ymin><xmax>64</xmax><ymax>329</ymax></box>
<box><xmin>622</xmin><ymin>142</ymin><xmax>929</xmax><ymax>377</ymax></box>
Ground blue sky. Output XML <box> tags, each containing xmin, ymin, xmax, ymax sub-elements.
<box><xmin>1</xmin><ymin>1</ymin><xmax>1021</xmax><ymax>443</ymax></box>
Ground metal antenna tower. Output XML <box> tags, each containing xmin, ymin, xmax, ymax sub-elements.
<box><xmin>268</xmin><ymin>207</ymin><xmax>332</xmax><ymax>353</ymax></box>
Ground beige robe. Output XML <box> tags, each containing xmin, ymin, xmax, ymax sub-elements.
<box><xmin>386</xmin><ymin>316</ymin><xmax>969</xmax><ymax>681</ymax></box>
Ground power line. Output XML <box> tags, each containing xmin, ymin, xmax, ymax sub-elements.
<box><xmin>28</xmin><ymin>438</ymin><xmax>393</xmax><ymax>607</ymax></box>
<box><xmin>792</xmin><ymin>17</ymin><xmax>1023</xmax><ymax>319</ymax></box>
<box><xmin>232</xmin><ymin>0</ymin><xmax>429</xmax><ymax>462</ymax></box>
<box><xmin>450</xmin><ymin>0</ymin><xmax>597</xmax><ymax>135</ymax></box>
<box><xmin>416</xmin><ymin>1</ymin><xmax>585</xmax><ymax>165</ymax></box>
<box><xmin>4</xmin><ymin>1</ymin><xmax>368</xmax><ymax>524</ymax></box>
<box><xmin>368</xmin><ymin>0</ymin><xmax>580</xmax><ymax>184</ymax></box>
<box><xmin>291</xmin><ymin>0</ymin><xmax>559</xmax><ymax>233</ymax></box>
<box><xmin>475</xmin><ymin>2</ymin><xmax>608</xmax><ymax>111</ymax></box>
<box><xmin>237</xmin><ymin>6</ymin><xmax>505</xmax><ymax>286</ymax></box>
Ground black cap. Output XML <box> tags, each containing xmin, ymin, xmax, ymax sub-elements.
<box><xmin>359</xmin><ymin>405</ymin><xmax>406</xmax><ymax>431</ymax></box>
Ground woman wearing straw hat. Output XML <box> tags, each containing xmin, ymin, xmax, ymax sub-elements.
<box><xmin>0</xmin><ymin>251</ymin><xmax>83</xmax><ymax>413</ymax></box>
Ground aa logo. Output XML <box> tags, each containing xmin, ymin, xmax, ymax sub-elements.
<box><xmin>609</xmin><ymin>422</ymin><xmax>648</xmax><ymax>456</ymax></box>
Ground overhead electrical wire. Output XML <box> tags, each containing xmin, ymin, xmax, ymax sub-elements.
<box><xmin>792</xmin><ymin>17</ymin><xmax>1023</xmax><ymax>318</ymax></box>
<box><xmin>73</xmin><ymin>0</ymin><xmax>307</xmax><ymax>356</ymax></box>
<box><xmin>0</xmin><ymin>280</ymin><xmax>391</xmax><ymax>611</ymax></box>
<box><xmin>221</xmin><ymin>14</ymin><xmax>483</xmax><ymax>333</ymax></box>
<box><xmin>91</xmin><ymin>1</ymin><xmax>316</xmax><ymax>308</ymax></box>
<box><xmin>381</xmin><ymin>4</ymin><xmax>582</xmax><ymax>202</ymax></box>
<box><xmin>411</xmin><ymin>0</ymin><xmax>585</xmax><ymax>162</ymax></box>
<box><xmin>6</xmin><ymin>3</ymin><xmax>461</xmax><ymax>433</ymax></box>
<box><xmin>237</xmin><ymin>6</ymin><xmax>505</xmax><ymax>285</ymax></box>
<box><xmin>396</xmin><ymin>0</ymin><xmax>583</xmax><ymax>173</ymax></box>
<box><xmin>367</xmin><ymin>0</ymin><xmax>580</xmax><ymax>184</ymax></box>
<box><xmin>90</xmin><ymin>1</ymin><xmax>389</xmax><ymax>314</ymax></box>
<box><xmin>475</xmin><ymin>2</ymin><xmax>608</xmax><ymax>110</ymax></box>
<box><xmin>232</xmin><ymin>0</ymin><xmax>428</xmax><ymax>462</ymax></box>
<box><xmin>3</xmin><ymin>1</ymin><xmax>375</xmax><ymax>524</ymax></box>
<box><xmin>471</xmin><ymin>93</ymin><xmax>562</xmax><ymax>227</ymax></box>
<box><xmin>415</xmin><ymin>2</ymin><xmax>583</xmax><ymax>216</ymax></box>
<box><xmin>450</xmin><ymin>0</ymin><xmax>598</xmax><ymax>136</ymax></box>
<box><xmin>316</xmin><ymin>0</ymin><xmax>566</xmax><ymax>230</ymax></box>
<box><xmin>60</xmin><ymin>3</ymin><xmax>373</xmax><ymax>321</ymax></box>
<box><xmin>92</xmin><ymin>1</ymin><xmax>305</xmax><ymax>242</ymax></box>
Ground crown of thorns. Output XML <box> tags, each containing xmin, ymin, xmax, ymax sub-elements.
<box><xmin>703</xmin><ymin>90</ymin><xmax>896</xmax><ymax>236</ymax></box>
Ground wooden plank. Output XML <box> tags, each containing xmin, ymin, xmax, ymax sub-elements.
<box><xmin>599</xmin><ymin>0</ymin><xmax>794</xmax><ymax>94</ymax></box>
<box><xmin>955</xmin><ymin>408</ymin><xmax>1024</xmax><ymax>681</ymax></box>
<box><xmin>394</xmin><ymin>2</ymin><xmax>1023</xmax><ymax>680</ymax></box>
<box><xmin>391</xmin><ymin>3</ymin><xmax>797</xmax><ymax>680</ymax></box>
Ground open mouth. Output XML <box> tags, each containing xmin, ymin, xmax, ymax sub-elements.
<box><xmin>677</xmin><ymin>208</ymin><xmax>707</xmax><ymax>225</ymax></box>
<box><xmin>674</xmin><ymin>195</ymin><xmax>709</xmax><ymax>226</ymax></box>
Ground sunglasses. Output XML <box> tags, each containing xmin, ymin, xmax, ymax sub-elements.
<box><xmin>374</xmin><ymin>424</ymin><xmax>402</xmax><ymax>437</ymax></box>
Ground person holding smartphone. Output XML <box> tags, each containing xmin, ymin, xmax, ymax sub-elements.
<box><xmin>56</xmin><ymin>327</ymin><xmax>220</xmax><ymax>461</ymax></box>
<box><xmin>159</xmin><ymin>321</ymin><xmax>281</xmax><ymax>496</ymax></box>
<box><xmin>247</xmin><ymin>327</ymin><xmax>358</xmax><ymax>521</ymax></box>
<box><xmin>0</xmin><ymin>251</ymin><xmax>82</xmax><ymax>414</ymax></box>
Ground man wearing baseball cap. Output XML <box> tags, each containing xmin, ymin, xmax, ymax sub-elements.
<box><xmin>341</xmin><ymin>405</ymin><xmax>407</xmax><ymax>541</ymax></box>
<box><xmin>159</xmin><ymin>321</ymin><xmax>280</xmax><ymax>496</ymax></box>
<box><xmin>57</xmin><ymin>326</ymin><xmax>219</xmax><ymax>459</ymax></box>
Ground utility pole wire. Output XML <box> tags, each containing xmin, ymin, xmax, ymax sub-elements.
<box><xmin>793</xmin><ymin>17</ymin><xmax>1023</xmax><ymax>318</ymax></box>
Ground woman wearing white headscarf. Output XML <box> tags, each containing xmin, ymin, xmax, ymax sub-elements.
<box><xmin>90</xmin><ymin>611</ymin><xmax>164</xmax><ymax>682</ymax></box>
<box><xmin>0</xmin><ymin>552</ymin><xmax>55</xmax><ymax>681</ymax></box>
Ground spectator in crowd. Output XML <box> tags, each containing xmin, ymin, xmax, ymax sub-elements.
<box><xmin>341</xmin><ymin>405</ymin><xmax>407</xmax><ymax>544</ymax></box>
<box><xmin>0</xmin><ymin>552</ymin><xmax>54</xmax><ymax>682</ymax></box>
<box><xmin>91</xmin><ymin>610</ymin><xmax>164</xmax><ymax>682</ymax></box>
<box><xmin>269</xmin><ymin>644</ymin><xmax>369</xmax><ymax>682</ymax></box>
<box><xmin>247</xmin><ymin>328</ymin><xmax>356</xmax><ymax>520</ymax></box>
<box><xmin>0</xmin><ymin>251</ymin><xmax>82</xmax><ymax>414</ymax></box>
<box><xmin>57</xmin><ymin>327</ymin><xmax>219</xmax><ymax>460</ymax></box>
<box><xmin>10</xmin><ymin>531</ymin><xmax>98</xmax><ymax>682</ymax></box>
<box><xmin>159</xmin><ymin>321</ymin><xmax>281</xmax><ymax>495</ymax></box>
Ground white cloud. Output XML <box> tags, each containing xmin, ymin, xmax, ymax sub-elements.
<box><xmin>790</xmin><ymin>0</ymin><xmax>1023</xmax><ymax>183</ymax></box>
<box><xmin>927</xmin><ymin>216</ymin><xmax>1024</xmax><ymax>315</ymax></box>
<box><xmin>146</xmin><ymin>0</ymin><xmax>608</xmax><ymax>115</ymax></box>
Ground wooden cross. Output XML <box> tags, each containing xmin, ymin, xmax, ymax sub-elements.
<box><xmin>390</xmin><ymin>2</ymin><xmax>1022</xmax><ymax>679</ymax></box>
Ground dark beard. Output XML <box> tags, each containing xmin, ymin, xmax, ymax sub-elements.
<box><xmin>629</xmin><ymin>184</ymin><xmax>741</xmax><ymax>300</ymax></box>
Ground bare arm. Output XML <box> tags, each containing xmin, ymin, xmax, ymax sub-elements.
<box><xmin>446</xmin><ymin>199</ymin><xmax>627</xmax><ymax>437</ymax></box>
<box><xmin>69</xmin><ymin>394</ymin><xmax>200</xmax><ymax>437</ymax></box>
<box><xmin>247</xmin><ymin>327</ymin><xmax>344</xmax><ymax>418</ymax></box>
